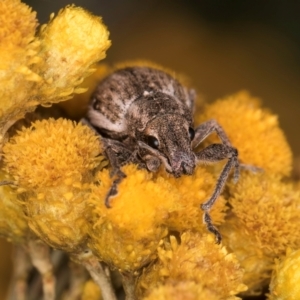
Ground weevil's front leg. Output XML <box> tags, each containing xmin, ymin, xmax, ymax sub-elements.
<box><xmin>194</xmin><ymin>119</ymin><xmax>240</xmax><ymax>244</ymax></box>
<box><xmin>104</xmin><ymin>145</ymin><xmax>127</xmax><ymax>208</ymax></box>
<box><xmin>196</xmin><ymin>144</ymin><xmax>238</xmax><ymax>243</ymax></box>
<box><xmin>102</xmin><ymin>138</ymin><xmax>142</xmax><ymax>208</ymax></box>
<box><xmin>192</xmin><ymin>119</ymin><xmax>233</xmax><ymax>148</ymax></box>
<box><xmin>193</xmin><ymin>119</ymin><xmax>240</xmax><ymax>183</ymax></box>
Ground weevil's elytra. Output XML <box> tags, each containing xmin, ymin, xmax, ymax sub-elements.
<box><xmin>85</xmin><ymin>66</ymin><xmax>240</xmax><ymax>244</ymax></box>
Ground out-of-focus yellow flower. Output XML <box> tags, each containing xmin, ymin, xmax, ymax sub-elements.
<box><xmin>0</xmin><ymin>3</ymin><xmax>111</xmax><ymax>151</ymax></box>
<box><xmin>3</xmin><ymin>119</ymin><xmax>106</xmax><ymax>252</ymax></box>
<box><xmin>0</xmin><ymin>0</ymin><xmax>37</xmax><ymax>48</ymax></box>
<box><xmin>0</xmin><ymin>172</ymin><xmax>28</xmax><ymax>244</ymax></box>
<box><xmin>58</xmin><ymin>64</ymin><xmax>112</xmax><ymax>119</ymax></box>
<box><xmin>268</xmin><ymin>248</ymin><xmax>300</xmax><ymax>300</ymax></box>
<box><xmin>0</xmin><ymin>0</ymin><xmax>41</xmax><ymax>143</ymax></box>
<box><xmin>220</xmin><ymin>172</ymin><xmax>300</xmax><ymax>293</ymax></box>
<box><xmin>196</xmin><ymin>91</ymin><xmax>292</xmax><ymax>177</ymax></box>
<box><xmin>36</xmin><ymin>5</ymin><xmax>111</xmax><ymax>105</ymax></box>
<box><xmin>81</xmin><ymin>279</ymin><xmax>102</xmax><ymax>300</ymax></box>
<box><xmin>142</xmin><ymin>281</ymin><xmax>219</xmax><ymax>300</ymax></box>
<box><xmin>137</xmin><ymin>231</ymin><xmax>247</xmax><ymax>299</ymax></box>
<box><xmin>88</xmin><ymin>165</ymin><xmax>175</xmax><ymax>273</ymax></box>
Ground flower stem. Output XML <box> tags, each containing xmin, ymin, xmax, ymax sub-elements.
<box><xmin>73</xmin><ymin>251</ymin><xmax>117</xmax><ymax>300</ymax></box>
<box><xmin>27</xmin><ymin>240</ymin><xmax>56</xmax><ymax>300</ymax></box>
<box><xmin>121</xmin><ymin>272</ymin><xmax>137</xmax><ymax>300</ymax></box>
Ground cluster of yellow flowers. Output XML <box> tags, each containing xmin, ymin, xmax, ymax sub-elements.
<box><xmin>0</xmin><ymin>1</ymin><xmax>300</xmax><ymax>300</ymax></box>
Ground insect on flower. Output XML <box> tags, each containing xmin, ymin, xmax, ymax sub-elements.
<box><xmin>84</xmin><ymin>66</ymin><xmax>240</xmax><ymax>243</ymax></box>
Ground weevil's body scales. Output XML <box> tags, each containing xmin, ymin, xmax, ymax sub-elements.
<box><xmin>88</xmin><ymin>67</ymin><xmax>193</xmax><ymax>137</ymax></box>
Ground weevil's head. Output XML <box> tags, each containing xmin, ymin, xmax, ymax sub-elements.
<box><xmin>128</xmin><ymin>92</ymin><xmax>196</xmax><ymax>176</ymax></box>
<box><xmin>140</xmin><ymin>113</ymin><xmax>196</xmax><ymax>177</ymax></box>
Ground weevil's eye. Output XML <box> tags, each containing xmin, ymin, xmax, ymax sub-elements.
<box><xmin>188</xmin><ymin>127</ymin><xmax>195</xmax><ymax>141</ymax></box>
<box><xmin>147</xmin><ymin>135</ymin><xmax>159</xmax><ymax>149</ymax></box>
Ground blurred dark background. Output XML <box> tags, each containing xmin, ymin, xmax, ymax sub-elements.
<box><xmin>2</xmin><ymin>1</ymin><xmax>300</xmax><ymax>298</ymax></box>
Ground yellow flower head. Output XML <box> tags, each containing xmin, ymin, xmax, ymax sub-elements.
<box><xmin>220</xmin><ymin>172</ymin><xmax>300</xmax><ymax>293</ymax></box>
<box><xmin>37</xmin><ymin>5</ymin><xmax>111</xmax><ymax>104</ymax></box>
<box><xmin>88</xmin><ymin>165</ymin><xmax>177</xmax><ymax>272</ymax></box>
<box><xmin>3</xmin><ymin>118</ymin><xmax>106</xmax><ymax>252</ymax></box>
<box><xmin>0</xmin><ymin>0</ymin><xmax>37</xmax><ymax>48</ymax></box>
<box><xmin>269</xmin><ymin>248</ymin><xmax>300</xmax><ymax>300</ymax></box>
<box><xmin>143</xmin><ymin>281</ymin><xmax>219</xmax><ymax>300</ymax></box>
<box><xmin>220</xmin><ymin>218</ymin><xmax>274</xmax><ymax>295</ymax></box>
<box><xmin>0</xmin><ymin>4</ymin><xmax>111</xmax><ymax>151</ymax></box>
<box><xmin>0</xmin><ymin>0</ymin><xmax>41</xmax><ymax>141</ymax></box>
<box><xmin>196</xmin><ymin>91</ymin><xmax>292</xmax><ymax>177</ymax></box>
<box><xmin>81</xmin><ymin>279</ymin><xmax>102</xmax><ymax>300</ymax></box>
<box><xmin>228</xmin><ymin>172</ymin><xmax>300</xmax><ymax>255</ymax></box>
<box><xmin>159</xmin><ymin>166</ymin><xmax>227</xmax><ymax>232</ymax></box>
<box><xmin>3</xmin><ymin>118</ymin><xmax>103</xmax><ymax>189</ymax></box>
<box><xmin>137</xmin><ymin>231</ymin><xmax>247</xmax><ymax>299</ymax></box>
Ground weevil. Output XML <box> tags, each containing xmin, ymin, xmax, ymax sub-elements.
<box><xmin>84</xmin><ymin>66</ymin><xmax>240</xmax><ymax>244</ymax></box>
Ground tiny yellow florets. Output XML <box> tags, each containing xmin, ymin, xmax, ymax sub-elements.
<box><xmin>37</xmin><ymin>5</ymin><xmax>111</xmax><ymax>104</ymax></box>
<box><xmin>88</xmin><ymin>165</ymin><xmax>176</xmax><ymax>272</ymax></box>
<box><xmin>88</xmin><ymin>164</ymin><xmax>227</xmax><ymax>273</ymax></box>
<box><xmin>0</xmin><ymin>172</ymin><xmax>28</xmax><ymax>244</ymax></box>
<box><xmin>228</xmin><ymin>172</ymin><xmax>300</xmax><ymax>256</ymax></box>
<box><xmin>158</xmin><ymin>166</ymin><xmax>227</xmax><ymax>232</ymax></box>
<box><xmin>196</xmin><ymin>91</ymin><xmax>292</xmax><ymax>177</ymax></box>
<box><xmin>269</xmin><ymin>248</ymin><xmax>300</xmax><ymax>300</ymax></box>
<box><xmin>3</xmin><ymin>118</ymin><xmax>103</xmax><ymax>189</ymax></box>
<box><xmin>3</xmin><ymin>118</ymin><xmax>106</xmax><ymax>252</ymax></box>
<box><xmin>0</xmin><ymin>0</ymin><xmax>41</xmax><ymax>142</ymax></box>
<box><xmin>142</xmin><ymin>281</ymin><xmax>219</xmax><ymax>300</ymax></box>
<box><xmin>220</xmin><ymin>172</ymin><xmax>300</xmax><ymax>293</ymax></box>
<box><xmin>0</xmin><ymin>3</ymin><xmax>111</xmax><ymax>151</ymax></box>
<box><xmin>0</xmin><ymin>0</ymin><xmax>37</xmax><ymax>48</ymax></box>
<box><xmin>137</xmin><ymin>231</ymin><xmax>247</xmax><ymax>299</ymax></box>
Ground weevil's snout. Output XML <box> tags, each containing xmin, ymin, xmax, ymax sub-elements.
<box><xmin>170</xmin><ymin>151</ymin><xmax>196</xmax><ymax>177</ymax></box>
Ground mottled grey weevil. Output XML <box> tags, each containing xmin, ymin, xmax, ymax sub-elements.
<box><xmin>84</xmin><ymin>66</ymin><xmax>240</xmax><ymax>244</ymax></box>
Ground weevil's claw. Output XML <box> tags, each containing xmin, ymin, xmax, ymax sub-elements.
<box><xmin>105</xmin><ymin>170</ymin><xmax>127</xmax><ymax>208</ymax></box>
<box><xmin>105</xmin><ymin>189</ymin><xmax>115</xmax><ymax>208</ymax></box>
<box><xmin>203</xmin><ymin>211</ymin><xmax>222</xmax><ymax>244</ymax></box>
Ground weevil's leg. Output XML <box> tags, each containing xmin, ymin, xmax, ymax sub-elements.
<box><xmin>103</xmin><ymin>142</ymin><xmax>128</xmax><ymax>208</ymax></box>
<box><xmin>102</xmin><ymin>138</ymin><xmax>143</xmax><ymax>208</ymax></box>
<box><xmin>193</xmin><ymin>119</ymin><xmax>240</xmax><ymax>183</ymax></box>
<box><xmin>193</xmin><ymin>119</ymin><xmax>232</xmax><ymax>148</ymax></box>
<box><xmin>196</xmin><ymin>143</ymin><xmax>239</xmax><ymax>243</ymax></box>
<box><xmin>198</xmin><ymin>145</ymin><xmax>238</xmax><ymax>210</ymax></box>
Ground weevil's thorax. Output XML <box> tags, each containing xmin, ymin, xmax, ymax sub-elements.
<box><xmin>126</xmin><ymin>91</ymin><xmax>192</xmax><ymax>134</ymax></box>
